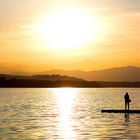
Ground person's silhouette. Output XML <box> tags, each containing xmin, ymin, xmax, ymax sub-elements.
<box><xmin>124</xmin><ymin>92</ymin><xmax>131</xmax><ymax>111</ymax></box>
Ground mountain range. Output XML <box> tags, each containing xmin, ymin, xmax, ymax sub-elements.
<box><xmin>1</xmin><ymin>65</ymin><xmax>140</xmax><ymax>82</ymax></box>
<box><xmin>42</xmin><ymin>66</ymin><xmax>140</xmax><ymax>82</ymax></box>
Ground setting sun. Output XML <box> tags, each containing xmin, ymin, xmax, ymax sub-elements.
<box><xmin>28</xmin><ymin>8</ymin><xmax>103</xmax><ymax>49</ymax></box>
<box><xmin>1</xmin><ymin>0</ymin><xmax>140</xmax><ymax>72</ymax></box>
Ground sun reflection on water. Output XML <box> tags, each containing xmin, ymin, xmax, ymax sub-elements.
<box><xmin>52</xmin><ymin>88</ymin><xmax>79</xmax><ymax>140</ymax></box>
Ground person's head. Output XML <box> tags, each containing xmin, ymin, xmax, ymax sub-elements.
<box><xmin>126</xmin><ymin>92</ymin><xmax>128</xmax><ymax>95</ymax></box>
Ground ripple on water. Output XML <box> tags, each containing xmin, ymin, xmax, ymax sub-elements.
<box><xmin>0</xmin><ymin>88</ymin><xmax>140</xmax><ymax>139</ymax></box>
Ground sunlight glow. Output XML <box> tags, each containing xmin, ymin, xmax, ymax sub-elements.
<box><xmin>27</xmin><ymin>8</ymin><xmax>103</xmax><ymax>50</ymax></box>
<box><xmin>53</xmin><ymin>88</ymin><xmax>79</xmax><ymax>139</ymax></box>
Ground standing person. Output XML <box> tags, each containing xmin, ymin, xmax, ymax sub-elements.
<box><xmin>124</xmin><ymin>92</ymin><xmax>131</xmax><ymax>110</ymax></box>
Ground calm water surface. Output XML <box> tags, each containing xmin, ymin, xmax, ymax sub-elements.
<box><xmin>0</xmin><ymin>88</ymin><xmax>140</xmax><ymax>140</ymax></box>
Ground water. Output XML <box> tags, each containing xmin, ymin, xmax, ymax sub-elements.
<box><xmin>0</xmin><ymin>88</ymin><xmax>140</xmax><ymax>140</ymax></box>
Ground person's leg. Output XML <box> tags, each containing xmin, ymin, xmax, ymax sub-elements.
<box><xmin>128</xmin><ymin>102</ymin><xmax>129</xmax><ymax>110</ymax></box>
<box><xmin>125</xmin><ymin>102</ymin><xmax>127</xmax><ymax>110</ymax></box>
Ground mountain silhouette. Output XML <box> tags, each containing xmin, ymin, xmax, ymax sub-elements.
<box><xmin>44</xmin><ymin>66</ymin><xmax>140</xmax><ymax>82</ymax></box>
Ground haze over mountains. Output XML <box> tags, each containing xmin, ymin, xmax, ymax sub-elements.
<box><xmin>43</xmin><ymin>66</ymin><xmax>140</xmax><ymax>82</ymax></box>
<box><xmin>0</xmin><ymin>66</ymin><xmax>140</xmax><ymax>82</ymax></box>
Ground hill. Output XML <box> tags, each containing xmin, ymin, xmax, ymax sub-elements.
<box><xmin>0</xmin><ymin>73</ymin><xmax>140</xmax><ymax>87</ymax></box>
<box><xmin>0</xmin><ymin>74</ymin><xmax>84</xmax><ymax>82</ymax></box>
<box><xmin>44</xmin><ymin>66</ymin><xmax>140</xmax><ymax>82</ymax></box>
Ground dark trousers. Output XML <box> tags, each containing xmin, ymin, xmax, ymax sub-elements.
<box><xmin>125</xmin><ymin>101</ymin><xmax>129</xmax><ymax>110</ymax></box>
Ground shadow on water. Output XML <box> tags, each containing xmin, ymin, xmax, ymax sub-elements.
<box><xmin>124</xmin><ymin>113</ymin><xmax>129</xmax><ymax>122</ymax></box>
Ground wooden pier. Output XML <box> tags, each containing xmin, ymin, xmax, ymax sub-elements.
<box><xmin>101</xmin><ymin>110</ymin><xmax>140</xmax><ymax>113</ymax></box>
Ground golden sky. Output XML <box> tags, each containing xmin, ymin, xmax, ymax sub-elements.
<box><xmin>0</xmin><ymin>0</ymin><xmax>140</xmax><ymax>73</ymax></box>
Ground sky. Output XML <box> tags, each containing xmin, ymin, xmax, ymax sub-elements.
<box><xmin>0</xmin><ymin>0</ymin><xmax>140</xmax><ymax>73</ymax></box>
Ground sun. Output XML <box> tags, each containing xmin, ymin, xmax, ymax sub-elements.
<box><xmin>29</xmin><ymin>8</ymin><xmax>103</xmax><ymax>49</ymax></box>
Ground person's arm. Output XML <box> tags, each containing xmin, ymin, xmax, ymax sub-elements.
<box><xmin>124</xmin><ymin>95</ymin><xmax>126</xmax><ymax>99</ymax></box>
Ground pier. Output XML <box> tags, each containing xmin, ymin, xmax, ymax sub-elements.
<box><xmin>101</xmin><ymin>110</ymin><xmax>140</xmax><ymax>113</ymax></box>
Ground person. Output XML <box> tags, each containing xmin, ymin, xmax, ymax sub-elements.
<box><xmin>124</xmin><ymin>92</ymin><xmax>131</xmax><ymax>110</ymax></box>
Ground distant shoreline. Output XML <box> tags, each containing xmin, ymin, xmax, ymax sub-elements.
<box><xmin>0</xmin><ymin>74</ymin><xmax>140</xmax><ymax>88</ymax></box>
<box><xmin>0</xmin><ymin>80</ymin><xmax>140</xmax><ymax>88</ymax></box>
<box><xmin>0</xmin><ymin>87</ymin><xmax>140</xmax><ymax>88</ymax></box>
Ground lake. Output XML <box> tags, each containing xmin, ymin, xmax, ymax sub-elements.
<box><xmin>0</xmin><ymin>88</ymin><xmax>140</xmax><ymax>140</ymax></box>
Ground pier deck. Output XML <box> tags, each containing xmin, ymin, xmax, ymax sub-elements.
<box><xmin>101</xmin><ymin>110</ymin><xmax>140</xmax><ymax>113</ymax></box>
